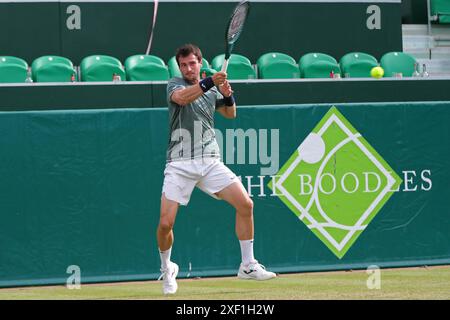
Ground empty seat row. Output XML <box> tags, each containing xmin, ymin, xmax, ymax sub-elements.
<box><xmin>0</xmin><ymin>54</ymin><xmax>169</xmax><ymax>83</ymax></box>
<box><xmin>253</xmin><ymin>51</ymin><xmax>417</xmax><ymax>79</ymax></box>
<box><xmin>0</xmin><ymin>51</ymin><xmax>418</xmax><ymax>83</ymax></box>
<box><xmin>176</xmin><ymin>51</ymin><xmax>417</xmax><ymax>79</ymax></box>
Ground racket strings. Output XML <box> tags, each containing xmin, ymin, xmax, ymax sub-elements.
<box><xmin>226</xmin><ymin>2</ymin><xmax>249</xmax><ymax>44</ymax></box>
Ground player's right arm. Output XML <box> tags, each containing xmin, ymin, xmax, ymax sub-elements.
<box><xmin>170</xmin><ymin>72</ymin><xmax>227</xmax><ymax>106</ymax></box>
<box><xmin>170</xmin><ymin>85</ymin><xmax>204</xmax><ymax>106</ymax></box>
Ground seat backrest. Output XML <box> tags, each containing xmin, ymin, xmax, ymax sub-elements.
<box><xmin>211</xmin><ymin>54</ymin><xmax>252</xmax><ymax>71</ymax></box>
<box><xmin>125</xmin><ymin>54</ymin><xmax>165</xmax><ymax>69</ymax></box>
<box><xmin>257</xmin><ymin>52</ymin><xmax>299</xmax><ymax>79</ymax></box>
<box><xmin>211</xmin><ymin>54</ymin><xmax>255</xmax><ymax>79</ymax></box>
<box><xmin>431</xmin><ymin>0</ymin><xmax>450</xmax><ymax>12</ymax></box>
<box><xmin>299</xmin><ymin>52</ymin><xmax>340</xmax><ymax>78</ymax></box>
<box><xmin>380</xmin><ymin>52</ymin><xmax>416</xmax><ymax>77</ymax></box>
<box><xmin>202</xmin><ymin>58</ymin><xmax>210</xmax><ymax>68</ymax></box>
<box><xmin>31</xmin><ymin>55</ymin><xmax>76</xmax><ymax>82</ymax></box>
<box><xmin>339</xmin><ymin>52</ymin><xmax>378</xmax><ymax>78</ymax></box>
<box><xmin>431</xmin><ymin>0</ymin><xmax>450</xmax><ymax>23</ymax></box>
<box><xmin>80</xmin><ymin>55</ymin><xmax>125</xmax><ymax>82</ymax></box>
<box><xmin>299</xmin><ymin>52</ymin><xmax>338</xmax><ymax>66</ymax></box>
<box><xmin>200</xmin><ymin>67</ymin><xmax>217</xmax><ymax>78</ymax></box>
<box><xmin>0</xmin><ymin>56</ymin><xmax>29</xmax><ymax>83</ymax></box>
<box><xmin>257</xmin><ymin>52</ymin><xmax>296</xmax><ymax>69</ymax></box>
<box><xmin>125</xmin><ymin>55</ymin><xmax>169</xmax><ymax>81</ymax></box>
<box><xmin>167</xmin><ymin>56</ymin><xmax>182</xmax><ymax>78</ymax></box>
<box><xmin>226</xmin><ymin>62</ymin><xmax>256</xmax><ymax>80</ymax></box>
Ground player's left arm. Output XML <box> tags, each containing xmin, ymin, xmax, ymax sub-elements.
<box><xmin>216</xmin><ymin>80</ymin><xmax>236</xmax><ymax>119</ymax></box>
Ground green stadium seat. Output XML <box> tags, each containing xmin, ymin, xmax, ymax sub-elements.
<box><xmin>299</xmin><ymin>53</ymin><xmax>341</xmax><ymax>78</ymax></box>
<box><xmin>125</xmin><ymin>54</ymin><xmax>169</xmax><ymax>81</ymax></box>
<box><xmin>80</xmin><ymin>55</ymin><xmax>125</xmax><ymax>82</ymax></box>
<box><xmin>211</xmin><ymin>54</ymin><xmax>256</xmax><ymax>80</ymax></box>
<box><xmin>0</xmin><ymin>56</ymin><xmax>29</xmax><ymax>83</ymax></box>
<box><xmin>339</xmin><ymin>52</ymin><xmax>378</xmax><ymax>78</ymax></box>
<box><xmin>431</xmin><ymin>0</ymin><xmax>450</xmax><ymax>23</ymax></box>
<box><xmin>198</xmin><ymin>58</ymin><xmax>215</xmax><ymax>78</ymax></box>
<box><xmin>257</xmin><ymin>52</ymin><xmax>300</xmax><ymax>79</ymax></box>
<box><xmin>212</xmin><ymin>53</ymin><xmax>252</xmax><ymax>69</ymax></box>
<box><xmin>201</xmin><ymin>58</ymin><xmax>210</xmax><ymax>68</ymax></box>
<box><xmin>167</xmin><ymin>56</ymin><xmax>182</xmax><ymax>78</ymax></box>
<box><xmin>200</xmin><ymin>67</ymin><xmax>217</xmax><ymax>78</ymax></box>
<box><xmin>380</xmin><ymin>52</ymin><xmax>417</xmax><ymax>77</ymax></box>
<box><xmin>31</xmin><ymin>55</ymin><xmax>76</xmax><ymax>82</ymax></box>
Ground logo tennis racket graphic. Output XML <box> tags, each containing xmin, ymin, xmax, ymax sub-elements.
<box><xmin>269</xmin><ymin>107</ymin><xmax>402</xmax><ymax>258</ymax></box>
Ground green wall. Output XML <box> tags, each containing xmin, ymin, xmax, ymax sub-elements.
<box><xmin>0</xmin><ymin>102</ymin><xmax>449</xmax><ymax>287</ymax></box>
<box><xmin>0</xmin><ymin>1</ymin><xmax>402</xmax><ymax>64</ymax></box>
<box><xmin>401</xmin><ymin>0</ymin><xmax>428</xmax><ymax>24</ymax></box>
<box><xmin>2</xmin><ymin>79</ymin><xmax>450</xmax><ymax>111</ymax></box>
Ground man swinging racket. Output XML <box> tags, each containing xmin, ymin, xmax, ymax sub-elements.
<box><xmin>156</xmin><ymin>43</ymin><xmax>276</xmax><ymax>295</ymax></box>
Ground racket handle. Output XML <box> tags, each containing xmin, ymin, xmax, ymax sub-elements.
<box><xmin>221</xmin><ymin>59</ymin><xmax>229</xmax><ymax>72</ymax></box>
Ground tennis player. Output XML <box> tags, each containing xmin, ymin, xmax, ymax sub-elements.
<box><xmin>157</xmin><ymin>44</ymin><xmax>276</xmax><ymax>295</ymax></box>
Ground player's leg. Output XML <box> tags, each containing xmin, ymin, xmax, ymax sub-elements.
<box><xmin>215</xmin><ymin>181</ymin><xmax>276</xmax><ymax>280</ymax></box>
<box><xmin>157</xmin><ymin>193</ymin><xmax>179</xmax><ymax>260</ymax></box>
<box><xmin>215</xmin><ymin>180</ymin><xmax>254</xmax><ymax>241</ymax></box>
<box><xmin>157</xmin><ymin>193</ymin><xmax>180</xmax><ymax>295</ymax></box>
<box><xmin>197</xmin><ymin>160</ymin><xmax>276</xmax><ymax>280</ymax></box>
<box><xmin>157</xmin><ymin>161</ymin><xmax>198</xmax><ymax>294</ymax></box>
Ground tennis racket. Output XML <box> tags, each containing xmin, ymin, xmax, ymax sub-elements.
<box><xmin>145</xmin><ymin>0</ymin><xmax>159</xmax><ymax>55</ymax></box>
<box><xmin>221</xmin><ymin>0</ymin><xmax>250</xmax><ymax>72</ymax></box>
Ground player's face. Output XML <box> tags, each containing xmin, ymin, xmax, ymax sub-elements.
<box><xmin>178</xmin><ymin>53</ymin><xmax>202</xmax><ymax>83</ymax></box>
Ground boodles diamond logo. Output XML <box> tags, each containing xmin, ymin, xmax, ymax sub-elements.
<box><xmin>268</xmin><ymin>107</ymin><xmax>402</xmax><ymax>259</ymax></box>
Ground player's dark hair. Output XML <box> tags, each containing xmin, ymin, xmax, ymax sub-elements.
<box><xmin>175</xmin><ymin>44</ymin><xmax>203</xmax><ymax>66</ymax></box>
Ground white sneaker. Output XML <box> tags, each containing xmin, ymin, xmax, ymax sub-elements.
<box><xmin>158</xmin><ymin>261</ymin><xmax>179</xmax><ymax>295</ymax></box>
<box><xmin>237</xmin><ymin>261</ymin><xmax>276</xmax><ymax>281</ymax></box>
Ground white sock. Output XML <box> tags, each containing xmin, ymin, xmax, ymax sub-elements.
<box><xmin>239</xmin><ymin>239</ymin><xmax>256</xmax><ymax>266</ymax></box>
<box><xmin>159</xmin><ymin>247</ymin><xmax>172</xmax><ymax>270</ymax></box>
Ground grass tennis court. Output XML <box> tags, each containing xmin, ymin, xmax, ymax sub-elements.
<box><xmin>1</xmin><ymin>266</ymin><xmax>449</xmax><ymax>300</ymax></box>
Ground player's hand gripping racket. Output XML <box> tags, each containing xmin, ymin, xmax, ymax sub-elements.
<box><xmin>221</xmin><ymin>0</ymin><xmax>250</xmax><ymax>72</ymax></box>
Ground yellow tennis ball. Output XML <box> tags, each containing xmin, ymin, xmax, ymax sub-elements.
<box><xmin>371</xmin><ymin>66</ymin><xmax>384</xmax><ymax>79</ymax></box>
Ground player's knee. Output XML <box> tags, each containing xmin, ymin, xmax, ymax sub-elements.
<box><xmin>238</xmin><ymin>197</ymin><xmax>254</xmax><ymax>214</ymax></box>
<box><xmin>246</xmin><ymin>198</ymin><xmax>254</xmax><ymax>211</ymax></box>
<box><xmin>158</xmin><ymin>219</ymin><xmax>175</xmax><ymax>233</ymax></box>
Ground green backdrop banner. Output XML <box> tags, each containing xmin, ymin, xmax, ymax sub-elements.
<box><xmin>0</xmin><ymin>102</ymin><xmax>449</xmax><ymax>287</ymax></box>
<box><xmin>0</xmin><ymin>1</ymin><xmax>401</xmax><ymax>64</ymax></box>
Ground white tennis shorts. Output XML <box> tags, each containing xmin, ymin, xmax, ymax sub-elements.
<box><xmin>162</xmin><ymin>158</ymin><xmax>238</xmax><ymax>206</ymax></box>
